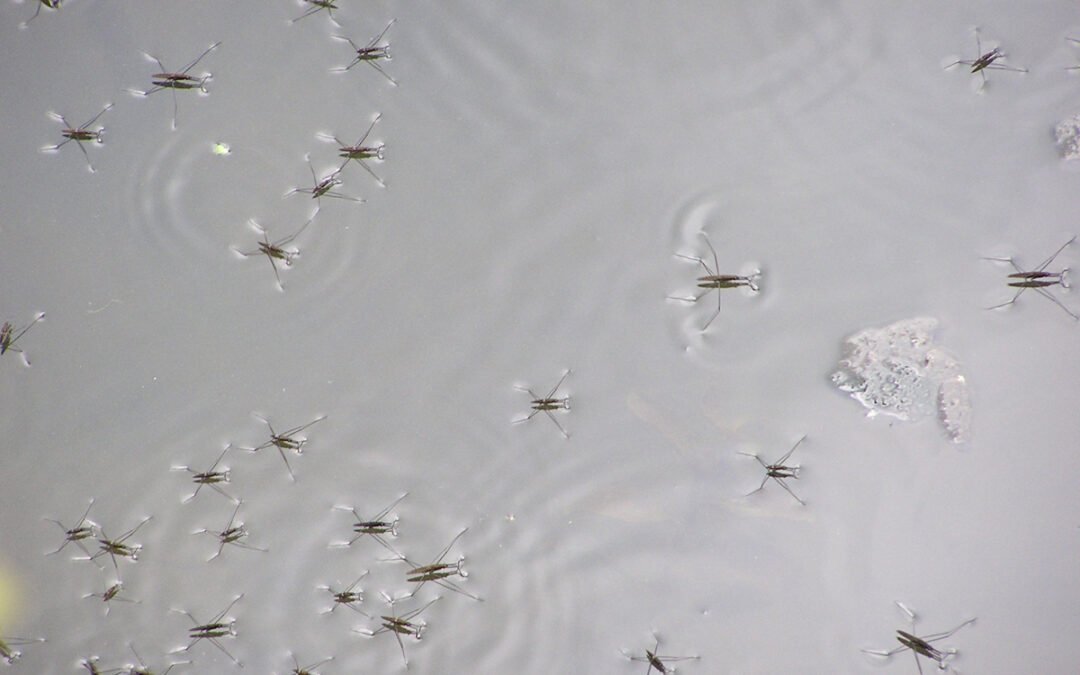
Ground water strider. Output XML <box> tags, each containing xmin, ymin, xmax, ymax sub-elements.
<box><xmin>289</xmin><ymin>654</ymin><xmax>333</xmax><ymax>675</ymax></box>
<box><xmin>670</xmin><ymin>232</ymin><xmax>760</xmax><ymax>331</ymax></box>
<box><xmin>318</xmin><ymin>571</ymin><xmax>370</xmax><ymax>615</ymax></box>
<box><xmin>403</xmin><ymin>528</ymin><xmax>481</xmax><ymax>601</ymax></box>
<box><xmin>87</xmin><ymin>516</ymin><xmax>153</xmax><ymax>578</ymax></box>
<box><xmin>194</xmin><ymin>501</ymin><xmax>267</xmax><ymax>561</ymax></box>
<box><xmin>42</xmin><ymin>104</ymin><xmax>113</xmax><ymax>173</ymax></box>
<box><xmin>235</xmin><ymin>216</ymin><xmax>315</xmax><ymax>291</ymax></box>
<box><xmin>321</xmin><ymin>113</ymin><xmax>386</xmax><ymax>184</ymax></box>
<box><xmin>45</xmin><ymin>497</ymin><xmax>98</xmax><ymax>558</ymax></box>
<box><xmin>862</xmin><ymin>602</ymin><xmax>975</xmax><ymax>674</ymax></box>
<box><xmin>1</xmin><ymin>312</ymin><xmax>45</xmax><ymax>366</ymax></box>
<box><xmin>0</xmin><ymin>637</ymin><xmax>45</xmax><ymax>664</ymax></box>
<box><xmin>332</xmin><ymin>492</ymin><xmax>407</xmax><ymax>556</ymax></box>
<box><xmin>355</xmin><ymin>594</ymin><xmax>439</xmax><ymax>669</ymax></box>
<box><xmin>84</xmin><ymin>581</ymin><xmax>139</xmax><ymax>615</ymax></box>
<box><xmin>286</xmin><ymin>158</ymin><xmax>363</xmax><ymax>208</ymax></box>
<box><xmin>242</xmin><ymin>413</ymin><xmax>326</xmax><ymax>480</ymax></box>
<box><xmin>172</xmin><ymin>445</ymin><xmax>238</xmax><ymax>504</ymax></box>
<box><xmin>623</xmin><ymin>635</ymin><xmax>700</xmax><ymax>674</ymax></box>
<box><xmin>291</xmin><ymin>0</ymin><xmax>341</xmax><ymax>25</ymax></box>
<box><xmin>514</xmin><ymin>369</ymin><xmax>572</xmax><ymax>438</ymax></box>
<box><xmin>20</xmin><ymin>0</ymin><xmax>60</xmax><ymax>28</ymax></box>
<box><xmin>739</xmin><ymin>435</ymin><xmax>807</xmax><ymax>506</ymax></box>
<box><xmin>332</xmin><ymin>20</ymin><xmax>397</xmax><ymax>85</ymax></box>
<box><xmin>171</xmin><ymin>594</ymin><xmax>244</xmax><ymax>666</ymax></box>
<box><xmin>945</xmin><ymin>28</ymin><xmax>1026</xmax><ymax>89</ymax></box>
<box><xmin>130</xmin><ymin>42</ymin><xmax>221</xmax><ymax>129</ymax></box>
<box><xmin>984</xmin><ymin>236</ymin><xmax>1076</xmax><ymax>320</ymax></box>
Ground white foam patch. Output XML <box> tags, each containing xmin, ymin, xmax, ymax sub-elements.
<box><xmin>831</xmin><ymin>317</ymin><xmax>972</xmax><ymax>443</ymax></box>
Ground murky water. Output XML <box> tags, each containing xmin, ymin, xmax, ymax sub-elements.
<box><xmin>3</xmin><ymin>1</ymin><xmax>1080</xmax><ymax>672</ymax></box>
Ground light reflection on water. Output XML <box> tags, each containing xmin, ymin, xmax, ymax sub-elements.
<box><xmin>2</xmin><ymin>1</ymin><xmax>1080</xmax><ymax>673</ymax></box>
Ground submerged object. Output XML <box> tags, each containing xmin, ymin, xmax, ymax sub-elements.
<box><xmin>831</xmin><ymin>317</ymin><xmax>971</xmax><ymax>443</ymax></box>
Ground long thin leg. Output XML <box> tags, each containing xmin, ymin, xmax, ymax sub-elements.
<box><xmin>772</xmin><ymin>477</ymin><xmax>805</xmax><ymax>506</ymax></box>
<box><xmin>544</xmin><ymin>409</ymin><xmax>570</xmax><ymax>438</ymax></box>
<box><xmin>1033</xmin><ymin>286</ymin><xmax>1079</xmax><ymax>320</ymax></box>
<box><xmin>775</xmin><ymin>435</ymin><xmax>807</xmax><ymax>465</ymax></box>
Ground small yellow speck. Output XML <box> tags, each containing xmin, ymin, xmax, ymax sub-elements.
<box><xmin>212</xmin><ymin>142</ymin><xmax>231</xmax><ymax>156</ymax></box>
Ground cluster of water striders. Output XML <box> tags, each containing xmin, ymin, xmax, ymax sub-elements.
<box><xmin>6</xmin><ymin>7</ymin><xmax>1080</xmax><ymax>673</ymax></box>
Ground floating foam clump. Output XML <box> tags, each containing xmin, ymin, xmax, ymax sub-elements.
<box><xmin>1055</xmin><ymin>114</ymin><xmax>1080</xmax><ymax>160</ymax></box>
<box><xmin>831</xmin><ymin>317</ymin><xmax>971</xmax><ymax>443</ymax></box>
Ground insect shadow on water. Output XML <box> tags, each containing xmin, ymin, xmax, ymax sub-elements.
<box><xmin>331</xmin><ymin>493</ymin><xmax>407</xmax><ymax>557</ymax></box>
<box><xmin>669</xmin><ymin>232</ymin><xmax>760</xmax><ymax>332</ymax></box>
<box><xmin>234</xmin><ymin>215</ymin><xmax>315</xmax><ymax>291</ymax></box>
<box><xmin>318</xmin><ymin>571</ymin><xmax>370</xmax><ymax>616</ymax></box>
<box><xmin>193</xmin><ymin>501</ymin><xmax>267</xmax><ymax>561</ymax></box>
<box><xmin>402</xmin><ymin>528</ymin><xmax>482</xmax><ymax>601</ymax></box>
<box><xmin>129</xmin><ymin>42</ymin><xmax>221</xmax><ymax>130</ymax></box>
<box><xmin>170</xmin><ymin>594</ymin><xmax>244</xmax><ymax>666</ymax></box>
<box><xmin>42</xmin><ymin>104</ymin><xmax>113</xmax><ymax>173</ymax></box>
<box><xmin>83</xmin><ymin>580</ymin><xmax>140</xmax><ymax>616</ymax></box>
<box><xmin>85</xmin><ymin>516</ymin><xmax>153</xmax><ymax>579</ymax></box>
<box><xmin>241</xmin><ymin>413</ymin><xmax>327</xmax><ymax>481</ymax></box>
<box><xmin>0</xmin><ymin>637</ymin><xmax>45</xmax><ymax>664</ymax></box>
<box><xmin>739</xmin><ymin>435</ymin><xmax>807</xmax><ymax>506</ymax></box>
<box><xmin>18</xmin><ymin>0</ymin><xmax>60</xmax><ymax>29</ymax></box>
<box><xmin>291</xmin><ymin>0</ymin><xmax>341</xmax><ymax>26</ymax></box>
<box><xmin>514</xmin><ymin>369</ymin><xmax>572</xmax><ymax>438</ymax></box>
<box><xmin>983</xmin><ymin>235</ymin><xmax>1077</xmax><ymax>320</ymax></box>
<box><xmin>44</xmin><ymin>497</ymin><xmax>98</xmax><ymax>559</ymax></box>
<box><xmin>172</xmin><ymin>445</ymin><xmax>239</xmax><ymax>504</ymax></box>
<box><xmin>319</xmin><ymin>113</ymin><xmax>386</xmax><ymax>185</ymax></box>
<box><xmin>125</xmin><ymin>643</ymin><xmax>186</xmax><ymax>675</ymax></box>
<box><xmin>355</xmin><ymin>593</ymin><xmax>439</xmax><ymax>669</ymax></box>
<box><xmin>285</xmin><ymin>157</ymin><xmax>364</xmax><ymax>208</ymax></box>
<box><xmin>621</xmin><ymin>634</ymin><xmax>700</xmax><ymax>674</ymax></box>
<box><xmin>331</xmin><ymin>19</ymin><xmax>397</xmax><ymax>85</ymax></box>
<box><xmin>862</xmin><ymin>601</ymin><xmax>976</xmax><ymax>675</ymax></box>
<box><xmin>944</xmin><ymin>27</ymin><xmax>1027</xmax><ymax>90</ymax></box>
<box><xmin>1</xmin><ymin>312</ymin><xmax>45</xmax><ymax>367</ymax></box>
<box><xmin>288</xmin><ymin>653</ymin><xmax>333</xmax><ymax>675</ymax></box>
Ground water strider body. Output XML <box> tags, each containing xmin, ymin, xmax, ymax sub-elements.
<box><xmin>739</xmin><ymin>435</ymin><xmax>808</xmax><ymax>506</ymax></box>
<box><xmin>984</xmin><ymin>236</ymin><xmax>1076</xmax><ymax>320</ymax></box>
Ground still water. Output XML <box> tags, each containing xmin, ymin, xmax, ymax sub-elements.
<box><xmin>2</xmin><ymin>1</ymin><xmax>1080</xmax><ymax>672</ymax></box>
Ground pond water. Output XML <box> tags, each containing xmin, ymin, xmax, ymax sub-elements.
<box><xmin>2</xmin><ymin>1</ymin><xmax>1080</xmax><ymax>672</ymax></box>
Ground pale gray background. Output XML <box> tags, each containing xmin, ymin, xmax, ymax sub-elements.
<box><xmin>1</xmin><ymin>1</ymin><xmax>1079</xmax><ymax>672</ymax></box>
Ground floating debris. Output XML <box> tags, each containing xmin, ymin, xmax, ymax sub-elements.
<box><xmin>831</xmin><ymin>318</ymin><xmax>971</xmax><ymax>443</ymax></box>
<box><xmin>1055</xmin><ymin>114</ymin><xmax>1080</xmax><ymax>160</ymax></box>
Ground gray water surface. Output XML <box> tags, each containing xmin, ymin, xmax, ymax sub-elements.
<box><xmin>2</xmin><ymin>1</ymin><xmax>1080</xmax><ymax>673</ymax></box>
